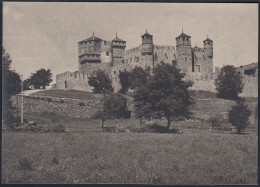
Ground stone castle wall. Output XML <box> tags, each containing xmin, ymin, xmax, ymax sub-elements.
<box><xmin>56</xmin><ymin>71</ymin><xmax>93</xmax><ymax>92</ymax></box>
<box><xmin>11</xmin><ymin>94</ymin><xmax>102</xmax><ymax>118</ymax></box>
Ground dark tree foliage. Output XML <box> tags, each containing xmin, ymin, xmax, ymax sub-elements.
<box><xmin>133</xmin><ymin>83</ymin><xmax>151</xmax><ymax>126</ymax></box>
<box><xmin>129</xmin><ymin>66</ymin><xmax>150</xmax><ymax>89</ymax></box>
<box><xmin>118</xmin><ymin>71</ymin><xmax>131</xmax><ymax>94</ymax></box>
<box><xmin>93</xmin><ymin>93</ymin><xmax>131</xmax><ymax>127</ymax></box>
<box><xmin>28</xmin><ymin>68</ymin><xmax>53</xmax><ymax>89</ymax></box>
<box><xmin>88</xmin><ymin>69</ymin><xmax>114</xmax><ymax>94</ymax></box>
<box><xmin>2</xmin><ymin>47</ymin><xmax>21</xmax><ymax>127</ymax></box>
<box><xmin>228</xmin><ymin>98</ymin><xmax>252</xmax><ymax>134</ymax></box>
<box><xmin>215</xmin><ymin>65</ymin><xmax>244</xmax><ymax>100</ymax></box>
<box><xmin>133</xmin><ymin>62</ymin><xmax>193</xmax><ymax>129</ymax></box>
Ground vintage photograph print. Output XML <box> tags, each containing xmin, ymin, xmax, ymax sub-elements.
<box><xmin>2</xmin><ymin>2</ymin><xmax>258</xmax><ymax>184</ymax></box>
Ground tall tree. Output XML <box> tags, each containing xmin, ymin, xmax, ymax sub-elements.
<box><xmin>88</xmin><ymin>69</ymin><xmax>114</xmax><ymax>94</ymax></box>
<box><xmin>29</xmin><ymin>68</ymin><xmax>53</xmax><ymax>89</ymax></box>
<box><xmin>215</xmin><ymin>65</ymin><xmax>244</xmax><ymax>100</ymax></box>
<box><xmin>2</xmin><ymin>47</ymin><xmax>21</xmax><ymax>126</ymax></box>
<box><xmin>119</xmin><ymin>71</ymin><xmax>131</xmax><ymax>94</ymax></box>
<box><xmin>134</xmin><ymin>62</ymin><xmax>193</xmax><ymax>129</ymax></box>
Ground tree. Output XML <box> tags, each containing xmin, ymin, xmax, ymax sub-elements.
<box><xmin>88</xmin><ymin>69</ymin><xmax>114</xmax><ymax>94</ymax></box>
<box><xmin>2</xmin><ymin>47</ymin><xmax>21</xmax><ymax>127</ymax></box>
<box><xmin>133</xmin><ymin>84</ymin><xmax>151</xmax><ymax>126</ymax></box>
<box><xmin>28</xmin><ymin>68</ymin><xmax>53</xmax><ymax>89</ymax></box>
<box><xmin>119</xmin><ymin>71</ymin><xmax>131</xmax><ymax>94</ymax></box>
<box><xmin>215</xmin><ymin>65</ymin><xmax>244</xmax><ymax>100</ymax></box>
<box><xmin>129</xmin><ymin>66</ymin><xmax>150</xmax><ymax>89</ymax></box>
<box><xmin>93</xmin><ymin>93</ymin><xmax>131</xmax><ymax>128</ymax></box>
<box><xmin>134</xmin><ymin>62</ymin><xmax>193</xmax><ymax>130</ymax></box>
<box><xmin>228</xmin><ymin>98</ymin><xmax>252</xmax><ymax>134</ymax></box>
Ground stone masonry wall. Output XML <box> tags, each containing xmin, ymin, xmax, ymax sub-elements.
<box><xmin>11</xmin><ymin>94</ymin><xmax>102</xmax><ymax>118</ymax></box>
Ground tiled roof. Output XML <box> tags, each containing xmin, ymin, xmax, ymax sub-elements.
<box><xmin>204</xmin><ymin>37</ymin><xmax>213</xmax><ymax>42</ymax></box>
<box><xmin>112</xmin><ymin>36</ymin><xmax>126</xmax><ymax>42</ymax></box>
<box><xmin>79</xmin><ymin>34</ymin><xmax>103</xmax><ymax>43</ymax></box>
<box><xmin>176</xmin><ymin>32</ymin><xmax>191</xmax><ymax>38</ymax></box>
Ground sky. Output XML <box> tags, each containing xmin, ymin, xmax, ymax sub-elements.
<box><xmin>3</xmin><ymin>2</ymin><xmax>258</xmax><ymax>83</ymax></box>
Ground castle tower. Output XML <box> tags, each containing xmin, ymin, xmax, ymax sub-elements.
<box><xmin>139</xmin><ymin>30</ymin><xmax>154</xmax><ymax>69</ymax></box>
<box><xmin>112</xmin><ymin>33</ymin><xmax>126</xmax><ymax>66</ymax></box>
<box><xmin>175</xmin><ymin>29</ymin><xmax>192</xmax><ymax>72</ymax></box>
<box><xmin>203</xmin><ymin>35</ymin><xmax>213</xmax><ymax>58</ymax></box>
<box><xmin>78</xmin><ymin>33</ymin><xmax>103</xmax><ymax>72</ymax></box>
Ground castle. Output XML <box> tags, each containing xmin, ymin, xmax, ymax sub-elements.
<box><xmin>56</xmin><ymin>30</ymin><xmax>216</xmax><ymax>92</ymax></box>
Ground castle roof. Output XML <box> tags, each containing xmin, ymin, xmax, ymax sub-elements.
<box><xmin>204</xmin><ymin>35</ymin><xmax>213</xmax><ymax>42</ymax></box>
<box><xmin>141</xmin><ymin>30</ymin><xmax>153</xmax><ymax>37</ymax></box>
<box><xmin>112</xmin><ymin>33</ymin><xmax>126</xmax><ymax>42</ymax></box>
<box><xmin>176</xmin><ymin>32</ymin><xmax>191</xmax><ymax>39</ymax></box>
<box><xmin>79</xmin><ymin>33</ymin><xmax>103</xmax><ymax>43</ymax></box>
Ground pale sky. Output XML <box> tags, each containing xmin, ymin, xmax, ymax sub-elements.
<box><xmin>3</xmin><ymin>2</ymin><xmax>258</xmax><ymax>83</ymax></box>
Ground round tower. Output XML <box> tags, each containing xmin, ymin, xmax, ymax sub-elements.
<box><xmin>139</xmin><ymin>30</ymin><xmax>154</xmax><ymax>69</ymax></box>
<box><xmin>203</xmin><ymin>35</ymin><xmax>213</xmax><ymax>58</ymax></box>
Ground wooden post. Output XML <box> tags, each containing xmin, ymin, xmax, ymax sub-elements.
<box><xmin>21</xmin><ymin>75</ymin><xmax>23</xmax><ymax>124</ymax></box>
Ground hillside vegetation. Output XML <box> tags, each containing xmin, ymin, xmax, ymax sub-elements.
<box><xmin>2</xmin><ymin>90</ymin><xmax>258</xmax><ymax>184</ymax></box>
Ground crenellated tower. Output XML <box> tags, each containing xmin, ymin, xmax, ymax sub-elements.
<box><xmin>139</xmin><ymin>30</ymin><xmax>154</xmax><ymax>69</ymax></box>
<box><xmin>175</xmin><ymin>29</ymin><xmax>192</xmax><ymax>72</ymax></box>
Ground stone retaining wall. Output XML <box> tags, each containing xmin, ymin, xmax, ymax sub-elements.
<box><xmin>10</xmin><ymin>95</ymin><xmax>102</xmax><ymax>118</ymax></box>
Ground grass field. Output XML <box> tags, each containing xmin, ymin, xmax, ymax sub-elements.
<box><xmin>2</xmin><ymin>90</ymin><xmax>258</xmax><ymax>184</ymax></box>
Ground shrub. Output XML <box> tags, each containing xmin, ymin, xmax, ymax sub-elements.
<box><xmin>209</xmin><ymin>114</ymin><xmax>224</xmax><ymax>129</ymax></box>
<box><xmin>215</xmin><ymin>65</ymin><xmax>244</xmax><ymax>100</ymax></box>
<box><xmin>52</xmin><ymin>124</ymin><xmax>65</xmax><ymax>133</ymax></box>
<box><xmin>228</xmin><ymin>99</ymin><xmax>252</xmax><ymax>134</ymax></box>
<box><xmin>79</xmin><ymin>102</ymin><xmax>86</xmax><ymax>106</ymax></box>
<box><xmin>18</xmin><ymin>158</ymin><xmax>32</xmax><ymax>171</ymax></box>
<box><xmin>46</xmin><ymin>97</ymin><xmax>52</xmax><ymax>102</ymax></box>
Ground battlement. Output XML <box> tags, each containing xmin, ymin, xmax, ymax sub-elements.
<box><xmin>154</xmin><ymin>45</ymin><xmax>175</xmax><ymax>50</ymax></box>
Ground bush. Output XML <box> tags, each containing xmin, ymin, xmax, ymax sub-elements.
<box><xmin>228</xmin><ymin>99</ymin><xmax>252</xmax><ymax>134</ymax></box>
<box><xmin>79</xmin><ymin>102</ymin><xmax>86</xmax><ymax>106</ymax></box>
<box><xmin>209</xmin><ymin>114</ymin><xmax>224</xmax><ymax>129</ymax></box>
<box><xmin>215</xmin><ymin>65</ymin><xmax>244</xmax><ymax>100</ymax></box>
<box><xmin>52</xmin><ymin>124</ymin><xmax>65</xmax><ymax>133</ymax></box>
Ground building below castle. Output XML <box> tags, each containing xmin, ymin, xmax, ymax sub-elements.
<box><xmin>56</xmin><ymin>30</ymin><xmax>257</xmax><ymax>96</ymax></box>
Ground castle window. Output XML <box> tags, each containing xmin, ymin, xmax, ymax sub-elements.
<box><xmin>114</xmin><ymin>71</ymin><xmax>116</xmax><ymax>74</ymax></box>
<box><xmin>186</xmin><ymin>38</ymin><xmax>189</xmax><ymax>41</ymax></box>
<box><xmin>106</xmin><ymin>52</ymin><xmax>109</xmax><ymax>56</ymax></box>
<box><xmin>185</xmin><ymin>57</ymin><xmax>187</xmax><ymax>61</ymax></box>
<box><xmin>124</xmin><ymin>69</ymin><xmax>126</xmax><ymax>72</ymax></box>
<box><xmin>92</xmin><ymin>55</ymin><xmax>94</xmax><ymax>57</ymax></box>
<box><xmin>119</xmin><ymin>70</ymin><xmax>121</xmax><ymax>73</ymax></box>
<box><xmin>75</xmin><ymin>74</ymin><xmax>77</xmax><ymax>78</ymax></box>
<box><xmin>208</xmin><ymin>41</ymin><xmax>210</xmax><ymax>45</ymax></box>
<box><xmin>136</xmin><ymin>57</ymin><xmax>139</xmax><ymax>62</ymax></box>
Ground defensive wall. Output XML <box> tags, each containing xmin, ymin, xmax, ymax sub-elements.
<box><xmin>11</xmin><ymin>94</ymin><xmax>102</xmax><ymax>118</ymax></box>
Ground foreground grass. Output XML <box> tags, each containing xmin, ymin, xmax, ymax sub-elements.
<box><xmin>2</xmin><ymin>117</ymin><xmax>258</xmax><ymax>184</ymax></box>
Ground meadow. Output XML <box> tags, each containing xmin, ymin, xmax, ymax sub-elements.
<box><xmin>1</xmin><ymin>90</ymin><xmax>258</xmax><ymax>184</ymax></box>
